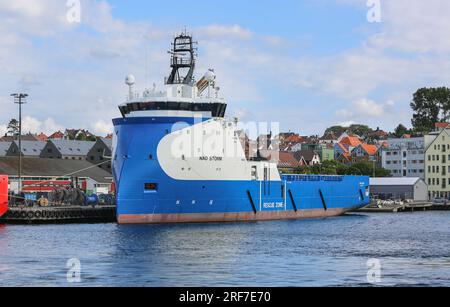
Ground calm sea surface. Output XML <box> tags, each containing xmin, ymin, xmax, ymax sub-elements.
<box><xmin>1</xmin><ymin>212</ymin><xmax>450</xmax><ymax>287</ymax></box>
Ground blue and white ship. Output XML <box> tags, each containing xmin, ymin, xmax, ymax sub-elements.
<box><xmin>112</xmin><ymin>33</ymin><xmax>369</xmax><ymax>224</ymax></box>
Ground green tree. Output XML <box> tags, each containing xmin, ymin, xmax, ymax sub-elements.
<box><xmin>336</xmin><ymin>163</ymin><xmax>350</xmax><ymax>175</ymax></box>
<box><xmin>375</xmin><ymin>167</ymin><xmax>391</xmax><ymax>177</ymax></box>
<box><xmin>348</xmin><ymin>124</ymin><xmax>373</xmax><ymax>138</ymax></box>
<box><xmin>7</xmin><ymin>119</ymin><xmax>19</xmax><ymax>137</ymax></box>
<box><xmin>324</xmin><ymin>126</ymin><xmax>347</xmax><ymax>137</ymax></box>
<box><xmin>411</xmin><ymin>87</ymin><xmax>450</xmax><ymax>133</ymax></box>
<box><xmin>393</xmin><ymin>124</ymin><xmax>410</xmax><ymax>138</ymax></box>
<box><xmin>325</xmin><ymin>124</ymin><xmax>374</xmax><ymax>139</ymax></box>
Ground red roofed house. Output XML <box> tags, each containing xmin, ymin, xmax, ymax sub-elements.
<box><xmin>351</xmin><ymin>144</ymin><xmax>382</xmax><ymax>165</ymax></box>
<box><xmin>435</xmin><ymin>122</ymin><xmax>450</xmax><ymax>131</ymax></box>
<box><xmin>319</xmin><ymin>132</ymin><xmax>338</xmax><ymax>144</ymax></box>
<box><xmin>340</xmin><ymin>136</ymin><xmax>363</xmax><ymax>149</ymax></box>
<box><xmin>49</xmin><ymin>131</ymin><xmax>64</xmax><ymax>140</ymax></box>
<box><xmin>35</xmin><ymin>132</ymin><xmax>48</xmax><ymax>142</ymax></box>
<box><xmin>276</xmin><ymin>151</ymin><xmax>306</xmax><ymax>170</ymax></box>
<box><xmin>334</xmin><ymin>143</ymin><xmax>351</xmax><ymax>164</ymax></box>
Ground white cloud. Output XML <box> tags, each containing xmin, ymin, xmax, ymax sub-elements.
<box><xmin>12</xmin><ymin>116</ymin><xmax>62</xmax><ymax>135</ymax></box>
<box><xmin>337</xmin><ymin>121</ymin><xmax>356</xmax><ymax>127</ymax></box>
<box><xmin>336</xmin><ymin>98</ymin><xmax>395</xmax><ymax>120</ymax></box>
<box><xmin>354</xmin><ymin>98</ymin><xmax>384</xmax><ymax>117</ymax></box>
<box><xmin>0</xmin><ymin>124</ymin><xmax>7</xmax><ymax>137</ymax></box>
<box><xmin>92</xmin><ymin>120</ymin><xmax>113</xmax><ymax>136</ymax></box>
<box><xmin>372</xmin><ymin>0</ymin><xmax>450</xmax><ymax>54</ymax></box>
<box><xmin>22</xmin><ymin>116</ymin><xmax>42</xmax><ymax>133</ymax></box>
<box><xmin>42</xmin><ymin>118</ymin><xmax>64</xmax><ymax>134</ymax></box>
<box><xmin>1</xmin><ymin>0</ymin><xmax>450</xmax><ymax>136</ymax></box>
<box><xmin>199</xmin><ymin>24</ymin><xmax>253</xmax><ymax>40</ymax></box>
<box><xmin>20</xmin><ymin>116</ymin><xmax>64</xmax><ymax>135</ymax></box>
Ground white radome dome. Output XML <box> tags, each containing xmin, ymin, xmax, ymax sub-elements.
<box><xmin>125</xmin><ymin>74</ymin><xmax>136</xmax><ymax>86</ymax></box>
<box><xmin>204</xmin><ymin>70</ymin><xmax>216</xmax><ymax>82</ymax></box>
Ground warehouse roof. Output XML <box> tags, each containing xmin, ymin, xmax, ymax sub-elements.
<box><xmin>370</xmin><ymin>177</ymin><xmax>423</xmax><ymax>186</ymax></box>
<box><xmin>99</xmin><ymin>138</ymin><xmax>112</xmax><ymax>150</ymax></box>
<box><xmin>0</xmin><ymin>157</ymin><xmax>112</xmax><ymax>183</ymax></box>
<box><xmin>0</xmin><ymin>142</ymin><xmax>11</xmax><ymax>157</ymax></box>
<box><xmin>10</xmin><ymin>141</ymin><xmax>46</xmax><ymax>156</ymax></box>
<box><xmin>50</xmin><ymin>140</ymin><xmax>95</xmax><ymax>156</ymax></box>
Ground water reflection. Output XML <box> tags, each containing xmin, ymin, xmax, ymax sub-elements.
<box><xmin>0</xmin><ymin>212</ymin><xmax>450</xmax><ymax>286</ymax></box>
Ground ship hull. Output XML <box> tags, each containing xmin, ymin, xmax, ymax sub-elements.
<box><xmin>118</xmin><ymin>206</ymin><xmax>361</xmax><ymax>224</ymax></box>
<box><xmin>112</xmin><ymin>117</ymin><xmax>370</xmax><ymax>225</ymax></box>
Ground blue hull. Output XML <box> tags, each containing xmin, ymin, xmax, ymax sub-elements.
<box><xmin>112</xmin><ymin>117</ymin><xmax>370</xmax><ymax>224</ymax></box>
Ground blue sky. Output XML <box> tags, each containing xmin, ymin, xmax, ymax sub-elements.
<box><xmin>107</xmin><ymin>0</ymin><xmax>373</xmax><ymax>56</ymax></box>
<box><xmin>1</xmin><ymin>0</ymin><xmax>449</xmax><ymax>137</ymax></box>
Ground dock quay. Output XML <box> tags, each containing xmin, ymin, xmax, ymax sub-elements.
<box><xmin>0</xmin><ymin>205</ymin><xmax>116</xmax><ymax>225</ymax></box>
<box><xmin>359</xmin><ymin>200</ymin><xmax>450</xmax><ymax>213</ymax></box>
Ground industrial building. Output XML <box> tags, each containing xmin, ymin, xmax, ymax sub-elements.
<box><xmin>0</xmin><ymin>157</ymin><xmax>113</xmax><ymax>195</ymax></box>
<box><xmin>370</xmin><ymin>177</ymin><xmax>428</xmax><ymax>202</ymax></box>
<box><xmin>40</xmin><ymin>139</ymin><xmax>95</xmax><ymax>160</ymax></box>
<box><xmin>0</xmin><ymin>142</ymin><xmax>11</xmax><ymax>157</ymax></box>
<box><xmin>6</xmin><ymin>141</ymin><xmax>46</xmax><ymax>158</ymax></box>
<box><xmin>86</xmin><ymin>138</ymin><xmax>112</xmax><ymax>173</ymax></box>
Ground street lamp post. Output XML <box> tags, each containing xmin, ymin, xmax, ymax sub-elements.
<box><xmin>11</xmin><ymin>93</ymin><xmax>28</xmax><ymax>193</ymax></box>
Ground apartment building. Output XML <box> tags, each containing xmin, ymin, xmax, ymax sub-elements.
<box><xmin>382</xmin><ymin>136</ymin><xmax>425</xmax><ymax>178</ymax></box>
<box><xmin>425</xmin><ymin>128</ymin><xmax>450</xmax><ymax>199</ymax></box>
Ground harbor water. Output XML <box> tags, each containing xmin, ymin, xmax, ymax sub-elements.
<box><xmin>1</xmin><ymin>212</ymin><xmax>450</xmax><ymax>287</ymax></box>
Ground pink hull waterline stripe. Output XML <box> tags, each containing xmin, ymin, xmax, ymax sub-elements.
<box><xmin>118</xmin><ymin>207</ymin><xmax>359</xmax><ymax>224</ymax></box>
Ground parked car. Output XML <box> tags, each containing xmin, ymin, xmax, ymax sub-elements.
<box><xmin>432</xmin><ymin>198</ymin><xmax>448</xmax><ymax>206</ymax></box>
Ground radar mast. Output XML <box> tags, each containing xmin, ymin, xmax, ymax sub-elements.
<box><xmin>166</xmin><ymin>32</ymin><xmax>197</xmax><ymax>85</ymax></box>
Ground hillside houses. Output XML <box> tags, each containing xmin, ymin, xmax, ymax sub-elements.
<box><xmin>235</xmin><ymin>129</ymin><xmax>385</xmax><ymax>171</ymax></box>
<box><xmin>294</xmin><ymin>150</ymin><xmax>321</xmax><ymax>166</ymax></box>
<box><xmin>351</xmin><ymin>144</ymin><xmax>382</xmax><ymax>166</ymax></box>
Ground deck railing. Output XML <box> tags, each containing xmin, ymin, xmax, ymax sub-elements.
<box><xmin>281</xmin><ymin>174</ymin><xmax>344</xmax><ymax>182</ymax></box>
